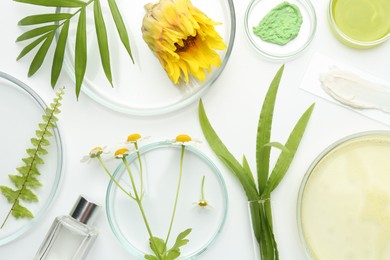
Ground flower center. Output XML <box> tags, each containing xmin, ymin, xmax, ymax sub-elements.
<box><xmin>175</xmin><ymin>35</ymin><xmax>197</xmax><ymax>53</ymax></box>
<box><xmin>115</xmin><ymin>148</ymin><xmax>129</xmax><ymax>157</ymax></box>
<box><xmin>175</xmin><ymin>134</ymin><xmax>192</xmax><ymax>143</ymax></box>
<box><xmin>127</xmin><ymin>133</ymin><xmax>142</xmax><ymax>142</ymax></box>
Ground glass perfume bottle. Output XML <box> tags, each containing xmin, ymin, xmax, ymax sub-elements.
<box><xmin>34</xmin><ymin>195</ymin><xmax>100</xmax><ymax>260</ymax></box>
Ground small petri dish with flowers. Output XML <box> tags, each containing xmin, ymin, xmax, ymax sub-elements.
<box><xmin>105</xmin><ymin>141</ymin><xmax>228</xmax><ymax>259</ymax></box>
<box><xmin>60</xmin><ymin>0</ymin><xmax>235</xmax><ymax>116</ymax></box>
<box><xmin>244</xmin><ymin>0</ymin><xmax>316</xmax><ymax>61</ymax></box>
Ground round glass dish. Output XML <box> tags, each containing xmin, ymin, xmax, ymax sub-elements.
<box><xmin>244</xmin><ymin>0</ymin><xmax>316</xmax><ymax>61</ymax></box>
<box><xmin>106</xmin><ymin>141</ymin><xmax>228</xmax><ymax>259</ymax></box>
<box><xmin>328</xmin><ymin>0</ymin><xmax>390</xmax><ymax>48</ymax></box>
<box><xmin>61</xmin><ymin>0</ymin><xmax>235</xmax><ymax>116</ymax></box>
<box><xmin>0</xmin><ymin>72</ymin><xmax>63</xmax><ymax>246</ymax></box>
<box><xmin>298</xmin><ymin>131</ymin><xmax>390</xmax><ymax>259</ymax></box>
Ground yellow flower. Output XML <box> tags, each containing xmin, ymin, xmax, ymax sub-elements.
<box><xmin>175</xmin><ymin>134</ymin><xmax>192</xmax><ymax>143</ymax></box>
<box><xmin>127</xmin><ymin>133</ymin><xmax>142</xmax><ymax>143</ymax></box>
<box><xmin>141</xmin><ymin>0</ymin><xmax>227</xmax><ymax>84</ymax></box>
<box><xmin>114</xmin><ymin>148</ymin><xmax>130</xmax><ymax>159</ymax></box>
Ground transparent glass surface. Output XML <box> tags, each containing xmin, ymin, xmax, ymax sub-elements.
<box><xmin>0</xmin><ymin>72</ymin><xmax>63</xmax><ymax>245</ymax></box>
<box><xmin>106</xmin><ymin>141</ymin><xmax>228</xmax><ymax>259</ymax></box>
<box><xmin>298</xmin><ymin>131</ymin><xmax>390</xmax><ymax>259</ymax></box>
<box><xmin>61</xmin><ymin>0</ymin><xmax>235</xmax><ymax>116</ymax></box>
<box><xmin>244</xmin><ymin>0</ymin><xmax>316</xmax><ymax>61</ymax></box>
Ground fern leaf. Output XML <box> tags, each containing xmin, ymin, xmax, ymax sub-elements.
<box><xmin>9</xmin><ymin>175</ymin><xmax>41</xmax><ymax>189</ymax></box>
<box><xmin>26</xmin><ymin>148</ymin><xmax>36</xmax><ymax>157</ymax></box>
<box><xmin>40</xmin><ymin>138</ymin><xmax>50</xmax><ymax>147</ymax></box>
<box><xmin>19</xmin><ymin>188</ymin><xmax>38</xmax><ymax>202</ymax></box>
<box><xmin>0</xmin><ymin>88</ymin><xmax>64</xmax><ymax>227</ymax></box>
<box><xmin>37</xmin><ymin>147</ymin><xmax>48</xmax><ymax>155</ymax></box>
<box><xmin>8</xmin><ymin>175</ymin><xmax>25</xmax><ymax>189</ymax></box>
<box><xmin>26</xmin><ymin>176</ymin><xmax>42</xmax><ymax>189</ymax></box>
<box><xmin>12</xmin><ymin>201</ymin><xmax>33</xmax><ymax>219</ymax></box>
<box><xmin>0</xmin><ymin>187</ymin><xmax>18</xmax><ymax>203</ymax></box>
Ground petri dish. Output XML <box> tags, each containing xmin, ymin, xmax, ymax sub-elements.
<box><xmin>0</xmin><ymin>72</ymin><xmax>63</xmax><ymax>246</ymax></box>
<box><xmin>106</xmin><ymin>141</ymin><xmax>228</xmax><ymax>259</ymax></box>
<box><xmin>61</xmin><ymin>0</ymin><xmax>235</xmax><ymax>116</ymax></box>
<box><xmin>244</xmin><ymin>0</ymin><xmax>316</xmax><ymax>61</ymax></box>
<box><xmin>328</xmin><ymin>0</ymin><xmax>390</xmax><ymax>49</ymax></box>
<box><xmin>298</xmin><ymin>131</ymin><xmax>390</xmax><ymax>259</ymax></box>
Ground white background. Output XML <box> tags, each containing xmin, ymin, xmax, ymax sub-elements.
<box><xmin>1</xmin><ymin>0</ymin><xmax>390</xmax><ymax>259</ymax></box>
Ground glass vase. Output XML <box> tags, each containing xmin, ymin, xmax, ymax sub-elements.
<box><xmin>248</xmin><ymin>198</ymin><xmax>277</xmax><ymax>260</ymax></box>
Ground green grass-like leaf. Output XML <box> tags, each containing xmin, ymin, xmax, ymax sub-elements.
<box><xmin>198</xmin><ymin>65</ymin><xmax>314</xmax><ymax>260</ymax></box>
<box><xmin>0</xmin><ymin>88</ymin><xmax>64</xmax><ymax>228</ymax></box>
<box><xmin>16</xmin><ymin>0</ymin><xmax>135</xmax><ymax>98</ymax></box>
<box><xmin>256</xmin><ymin>65</ymin><xmax>284</xmax><ymax>194</ymax></box>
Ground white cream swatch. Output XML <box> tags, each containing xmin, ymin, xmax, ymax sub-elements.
<box><xmin>320</xmin><ymin>67</ymin><xmax>390</xmax><ymax>113</ymax></box>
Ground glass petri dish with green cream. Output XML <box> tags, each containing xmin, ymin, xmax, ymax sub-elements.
<box><xmin>298</xmin><ymin>132</ymin><xmax>390</xmax><ymax>259</ymax></box>
<box><xmin>244</xmin><ymin>0</ymin><xmax>316</xmax><ymax>61</ymax></box>
<box><xmin>328</xmin><ymin>0</ymin><xmax>390</xmax><ymax>48</ymax></box>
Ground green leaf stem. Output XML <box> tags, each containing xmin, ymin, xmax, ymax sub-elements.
<box><xmin>0</xmin><ymin>88</ymin><xmax>64</xmax><ymax>228</ymax></box>
<box><xmin>15</xmin><ymin>0</ymin><xmax>134</xmax><ymax>98</ymax></box>
<box><xmin>198</xmin><ymin>65</ymin><xmax>314</xmax><ymax>260</ymax></box>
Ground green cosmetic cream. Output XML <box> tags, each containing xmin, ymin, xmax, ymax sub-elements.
<box><xmin>301</xmin><ymin>133</ymin><xmax>390</xmax><ymax>259</ymax></box>
<box><xmin>253</xmin><ymin>2</ymin><xmax>303</xmax><ymax>45</ymax></box>
<box><xmin>332</xmin><ymin>0</ymin><xmax>390</xmax><ymax>42</ymax></box>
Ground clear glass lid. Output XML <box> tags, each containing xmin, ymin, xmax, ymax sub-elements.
<box><xmin>62</xmin><ymin>0</ymin><xmax>236</xmax><ymax>115</ymax></box>
<box><xmin>0</xmin><ymin>72</ymin><xmax>63</xmax><ymax>245</ymax></box>
<box><xmin>106</xmin><ymin>141</ymin><xmax>228</xmax><ymax>259</ymax></box>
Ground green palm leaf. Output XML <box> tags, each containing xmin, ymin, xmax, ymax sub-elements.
<box><xmin>16</xmin><ymin>25</ymin><xmax>58</xmax><ymax>42</ymax></box>
<box><xmin>17</xmin><ymin>34</ymin><xmax>48</xmax><ymax>60</ymax></box>
<box><xmin>15</xmin><ymin>0</ymin><xmax>135</xmax><ymax>98</ymax></box>
<box><xmin>28</xmin><ymin>31</ymin><xmax>55</xmax><ymax>76</ymax></box>
<box><xmin>51</xmin><ymin>20</ymin><xmax>70</xmax><ymax>87</ymax></box>
<box><xmin>18</xmin><ymin>13</ymin><xmax>72</xmax><ymax>25</ymax></box>
<box><xmin>14</xmin><ymin>0</ymin><xmax>86</xmax><ymax>8</ymax></box>
<box><xmin>75</xmin><ymin>8</ymin><xmax>87</xmax><ymax>98</ymax></box>
<box><xmin>94</xmin><ymin>0</ymin><xmax>113</xmax><ymax>86</ymax></box>
<box><xmin>108</xmin><ymin>0</ymin><xmax>134</xmax><ymax>62</ymax></box>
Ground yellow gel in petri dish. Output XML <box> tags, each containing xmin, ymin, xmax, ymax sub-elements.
<box><xmin>329</xmin><ymin>0</ymin><xmax>390</xmax><ymax>47</ymax></box>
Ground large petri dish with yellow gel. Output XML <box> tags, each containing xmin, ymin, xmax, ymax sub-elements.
<box><xmin>298</xmin><ymin>132</ymin><xmax>390</xmax><ymax>259</ymax></box>
<box><xmin>328</xmin><ymin>0</ymin><xmax>390</xmax><ymax>48</ymax></box>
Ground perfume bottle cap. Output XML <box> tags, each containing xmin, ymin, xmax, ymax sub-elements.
<box><xmin>70</xmin><ymin>195</ymin><xmax>100</xmax><ymax>225</ymax></box>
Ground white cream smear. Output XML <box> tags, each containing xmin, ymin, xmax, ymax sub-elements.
<box><xmin>301</xmin><ymin>134</ymin><xmax>390</xmax><ymax>259</ymax></box>
<box><xmin>320</xmin><ymin>67</ymin><xmax>390</xmax><ymax>113</ymax></box>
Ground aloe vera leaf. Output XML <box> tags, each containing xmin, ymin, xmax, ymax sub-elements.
<box><xmin>256</xmin><ymin>65</ymin><xmax>285</xmax><ymax>194</ymax></box>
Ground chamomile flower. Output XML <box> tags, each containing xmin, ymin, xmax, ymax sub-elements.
<box><xmin>114</xmin><ymin>147</ymin><xmax>130</xmax><ymax>159</ymax></box>
<box><xmin>170</xmin><ymin>134</ymin><xmax>201</xmax><ymax>146</ymax></box>
<box><xmin>80</xmin><ymin>146</ymin><xmax>109</xmax><ymax>163</ymax></box>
